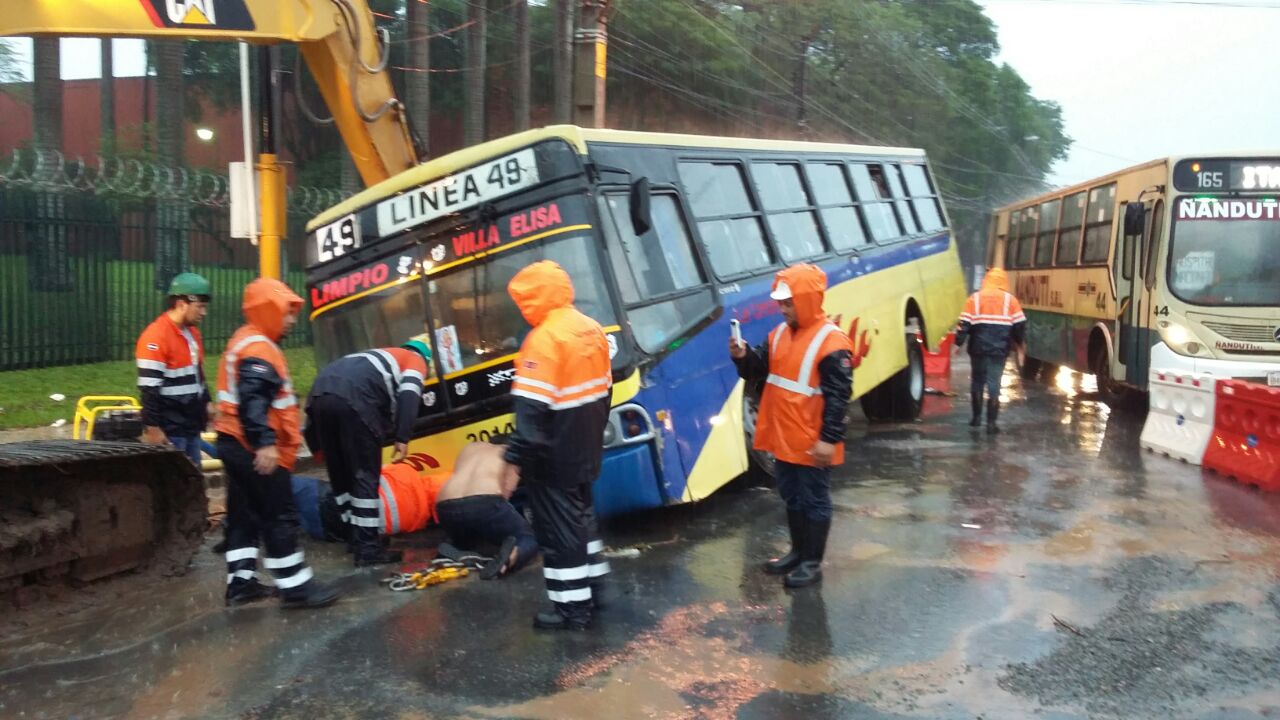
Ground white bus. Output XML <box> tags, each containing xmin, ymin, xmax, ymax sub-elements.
<box><xmin>988</xmin><ymin>153</ymin><xmax>1280</xmax><ymax>397</ymax></box>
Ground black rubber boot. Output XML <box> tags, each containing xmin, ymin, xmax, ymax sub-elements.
<box><xmin>354</xmin><ymin>547</ymin><xmax>403</xmax><ymax>567</ymax></box>
<box><xmin>986</xmin><ymin>399</ymin><xmax>1000</xmax><ymax>433</ymax></box>
<box><xmin>764</xmin><ymin>510</ymin><xmax>805</xmax><ymax>575</ymax></box>
<box><xmin>279</xmin><ymin>580</ymin><xmax>340</xmax><ymax>610</ymax></box>
<box><xmin>969</xmin><ymin>394</ymin><xmax>983</xmax><ymax>427</ymax></box>
<box><xmin>784</xmin><ymin>518</ymin><xmax>830</xmax><ymax>589</ymax></box>
<box><xmin>590</xmin><ymin>581</ymin><xmax>610</xmax><ymax>611</ymax></box>
<box><xmin>225</xmin><ymin>579</ymin><xmax>274</xmax><ymax>607</ymax></box>
<box><xmin>533</xmin><ymin>606</ymin><xmax>591</xmax><ymax>631</ymax></box>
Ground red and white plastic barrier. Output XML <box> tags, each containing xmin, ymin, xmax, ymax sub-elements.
<box><xmin>1203</xmin><ymin>380</ymin><xmax>1280</xmax><ymax>491</ymax></box>
<box><xmin>1140</xmin><ymin>369</ymin><xmax>1217</xmax><ymax>465</ymax></box>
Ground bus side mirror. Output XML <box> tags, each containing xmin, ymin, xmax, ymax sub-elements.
<box><xmin>630</xmin><ymin>177</ymin><xmax>652</xmax><ymax>237</ymax></box>
<box><xmin>1124</xmin><ymin>203</ymin><xmax>1145</xmax><ymax>236</ymax></box>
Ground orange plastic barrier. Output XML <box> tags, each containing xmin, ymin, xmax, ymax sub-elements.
<box><xmin>1202</xmin><ymin>380</ymin><xmax>1280</xmax><ymax>491</ymax></box>
<box><xmin>924</xmin><ymin>332</ymin><xmax>954</xmax><ymax>377</ymax></box>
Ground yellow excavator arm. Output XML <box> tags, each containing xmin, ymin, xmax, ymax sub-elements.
<box><xmin>2</xmin><ymin>0</ymin><xmax>420</xmax><ymax>187</ymax></box>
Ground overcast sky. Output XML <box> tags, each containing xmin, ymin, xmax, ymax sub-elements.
<box><xmin>4</xmin><ymin>0</ymin><xmax>1279</xmax><ymax>188</ymax></box>
<box><xmin>981</xmin><ymin>0</ymin><xmax>1280</xmax><ymax>186</ymax></box>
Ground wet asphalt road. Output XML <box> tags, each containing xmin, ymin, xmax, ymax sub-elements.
<box><xmin>6</xmin><ymin>358</ymin><xmax>1280</xmax><ymax>719</ymax></box>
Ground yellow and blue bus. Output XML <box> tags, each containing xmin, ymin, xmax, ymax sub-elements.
<box><xmin>988</xmin><ymin>153</ymin><xmax>1280</xmax><ymax>398</ymax></box>
<box><xmin>304</xmin><ymin>126</ymin><xmax>966</xmax><ymax>516</ymax></box>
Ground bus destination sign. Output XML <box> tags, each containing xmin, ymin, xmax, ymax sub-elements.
<box><xmin>376</xmin><ymin>148</ymin><xmax>540</xmax><ymax>238</ymax></box>
<box><xmin>1173</xmin><ymin>159</ymin><xmax>1280</xmax><ymax>193</ymax></box>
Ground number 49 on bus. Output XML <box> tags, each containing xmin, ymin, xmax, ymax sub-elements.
<box><xmin>315</xmin><ymin>214</ymin><xmax>361</xmax><ymax>263</ymax></box>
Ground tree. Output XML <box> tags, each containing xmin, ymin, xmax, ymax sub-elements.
<box><xmin>152</xmin><ymin>40</ymin><xmax>189</xmax><ymax>289</ymax></box>
<box><xmin>553</xmin><ymin>0</ymin><xmax>573</xmax><ymax>123</ymax></box>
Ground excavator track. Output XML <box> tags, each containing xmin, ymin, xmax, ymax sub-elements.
<box><xmin>0</xmin><ymin>441</ymin><xmax>207</xmax><ymax>605</ymax></box>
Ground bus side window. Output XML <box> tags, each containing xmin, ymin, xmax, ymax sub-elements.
<box><xmin>1056</xmin><ymin>191</ymin><xmax>1086</xmax><ymax>266</ymax></box>
<box><xmin>752</xmin><ymin>161</ymin><xmax>826</xmax><ymax>263</ymax></box>
<box><xmin>884</xmin><ymin>164</ymin><xmax>920</xmax><ymax>236</ymax></box>
<box><xmin>1036</xmin><ymin>198</ymin><xmax>1061</xmax><ymax>267</ymax></box>
<box><xmin>849</xmin><ymin>163</ymin><xmax>903</xmax><ymax>243</ymax></box>
<box><xmin>677</xmin><ymin>161</ymin><xmax>772</xmax><ymax>278</ymax></box>
<box><xmin>806</xmin><ymin>162</ymin><xmax>871</xmax><ymax>252</ymax></box>
<box><xmin>901</xmin><ymin>164</ymin><xmax>945</xmax><ymax>232</ymax></box>
<box><xmin>1081</xmin><ymin>184</ymin><xmax>1117</xmax><ymax>264</ymax></box>
<box><xmin>1144</xmin><ymin>200</ymin><xmax>1164</xmax><ymax>290</ymax></box>
<box><xmin>1018</xmin><ymin>205</ymin><xmax>1038</xmax><ymax>268</ymax></box>
<box><xmin>600</xmin><ymin>191</ymin><xmax>717</xmax><ymax>355</ymax></box>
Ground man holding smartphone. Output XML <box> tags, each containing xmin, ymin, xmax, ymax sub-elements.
<box><xmin>729</xmin><ymin>264</ymin><xmax>854</xmax><ymax>588</ymax></box>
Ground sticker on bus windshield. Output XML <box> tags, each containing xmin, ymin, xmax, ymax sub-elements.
<box><xmin>435</xmin><ymin>325</ymin><xmax>464</xmax><ymax>375</ymax></box>
<box><xmin>376</xmin><ymin>149</ymin><xmax>540</xmax><ymax>238</ymax></box>
<box><xmin>1174</xmin><ymin>251</ymin><xmax>1215</xmax><ymax>292</ymax></box>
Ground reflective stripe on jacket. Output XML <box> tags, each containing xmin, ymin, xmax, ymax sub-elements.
<box><xmin>214</xmin><ymin>327</ymin><xmax>302</xmax><ymax>470</ymax></box>
<box><xmin>136</xmin><ymin>314</ymin><xmax>208</xmax><ymax>434</ymax></box>
<box><xmin>757</xmin><ymin>320</ymin><xmax>854</xmax><ymax>466</ymax></box>
<box><xmin>956</xmin><ymin>268</ymin><xmax>1027</xmax><ymax>357</ymax></box>
<box><xmin>378</xmin><ymin>463</ymin><xmax>449</xmax><ymax>535</ymax></box>
<box><xmin>504</xmin><ymin>260</ymin><xmax>613</xmax><ymax>488</ymax></box>
<box><xmin>307</xmin><ymin>347</ymin><xmax>428</xmax><ymax>443</ymax></box>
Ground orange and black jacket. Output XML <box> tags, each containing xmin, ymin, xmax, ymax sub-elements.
<box><xmin>956</xmin><ymin>268</ymin><xmax>1027</xmax><ymax>358</ymax></box>
<box><xmin>503</xmin><ymin>261</ymin><xmax>613</xmax><ymax>488</ymax></box>
<box><xmin>136</xmin><ymin>314</ymin><xmax>210</xmax><ymax>436</ymax></box>
<box><xmin>306</xmin><ymin>347</ymin><xmax>428</xmax><ymax>444</ymax></box>
<box><xmin>734</xmin><ymin>264</ymin><xmax>853</xmax><ymax>466</ymax></box>
<box><xmin>214</xmin><ymin>279</ymin><xmax>305</xmax><ymax>470</ymax></box>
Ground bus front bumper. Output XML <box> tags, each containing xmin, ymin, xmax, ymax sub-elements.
<box><xmin>1150</xmin><ymin>342</ymin><xmax>1279</xmax><ymax>384</ymax></box>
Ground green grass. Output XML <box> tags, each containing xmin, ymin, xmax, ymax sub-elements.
<box><xmin>0</xmin><ymin>347</ymin><xmax>317</xmax><ymax>431</ymax></box>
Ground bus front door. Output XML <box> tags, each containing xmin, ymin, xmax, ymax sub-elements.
<box><xmin>1115</xmin><ymin>202</ymin><xmax>1142</xmax><ymax>385</ymax></box>
<box><xmin>1118</xmin><ymin>201</ymin><xmax>1153</xmax><ymax>385</ymax></box>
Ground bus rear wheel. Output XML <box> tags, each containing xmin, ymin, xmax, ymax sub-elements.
<box><xmin>861</xmin><ymin>333</ymin><xmax>925</xmax><ymax>422</ymax></box>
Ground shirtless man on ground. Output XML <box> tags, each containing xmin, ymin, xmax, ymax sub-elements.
<box><xmin>435</xmin><ymin>436</ymin><xmax>539</xmax><ymax>579</ymax></box>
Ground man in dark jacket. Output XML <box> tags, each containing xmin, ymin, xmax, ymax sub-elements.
<box><xmin>501</xmin><ymin>260</ymin><xmax>613</xmax><ymax>630</ymax></box>
<box><xmin>955</xmin><ymin>268</ymin><xmax>1027</xmax><ymax>432</ymax></box>
<box><xmin>304</xmin><ymin>339</ymin><xmax>432</xmax><ymax>566</ymax></box>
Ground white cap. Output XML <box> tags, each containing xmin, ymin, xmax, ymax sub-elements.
<box><xmin>770</xmin><ymin>281</ymin><xmax>793</xmax><ymax>301</ymax></box>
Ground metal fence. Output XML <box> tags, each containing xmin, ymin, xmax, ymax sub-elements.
<box><xmin>0</xmin><ymin>151</ymin><xmax>348</xmax><ymax>370</ymax></box>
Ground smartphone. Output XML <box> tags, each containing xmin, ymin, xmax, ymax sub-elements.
<box><xmin>729</xmin><ymin>319</ymin><xmax>742</xmax><ymax>345</ymax></box>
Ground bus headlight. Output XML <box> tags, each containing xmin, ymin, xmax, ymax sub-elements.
<box><xmin>1158</xmin><ymin>320</ymin><xmax>1207</xmax><ymax>357</ymax></box>
<box><xmin>603</xmin><ymin>403</ymin><xmax>656</xmax><ymax>448</ymax></box>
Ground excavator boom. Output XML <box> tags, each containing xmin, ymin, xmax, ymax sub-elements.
<box><xmin>1</xmin><ymin>0</ymin><xmax>420</xmax><ymax>185</ymax></box>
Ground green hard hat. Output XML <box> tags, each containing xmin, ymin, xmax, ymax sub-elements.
<box><xmin>403</xmin><ymin>338</ymin><xmax>433</xmax><ymax>362</ymax></box>
<box><xmin>167</xmin><ymin>272</ymin><xmax>212</xmax><ymax>298</ymax></box>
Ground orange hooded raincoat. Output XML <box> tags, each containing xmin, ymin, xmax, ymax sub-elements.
<box><xmin>503</xmin><ymin>260</ymin><xmax>613</xmax><ymax>487</ymax></box>
<box><xmin>215</xmin><ymin>278</ymin><xmax>306</xmax><ymax>470</ymax></box>
<box><xmin>742</xmin><ymin>264</ymin><xmax>854</xmax><ymax>467</ymax></box>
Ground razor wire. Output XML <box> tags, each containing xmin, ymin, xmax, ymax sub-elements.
<box><xmin>0</xmin><ymin>149</ymin><xmax>350</xmax><ymax>216</ymax></box>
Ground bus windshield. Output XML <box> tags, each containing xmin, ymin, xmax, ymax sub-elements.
<box><xmin>423</xmin><ymin>227</ymin><xmax>618</xmax><ymax>376</ymax></box>
<box><xmin>1170</xmin><ymin>198</ymin><xmax>1280</xmax><ymax>306</ymax></box>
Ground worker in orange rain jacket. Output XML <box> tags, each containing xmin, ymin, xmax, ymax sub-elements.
<box><xmin>216</xmin><ymin>278</ymin><xmax>339</xmax><ymax>610</ymax></box>
<box><xmin>730</xmin><ymin>263</ymin><xmax>854</xmax><ymax>589</ymax></box>
<box><xmin>955</xmin><ymin>268</ymin><xmax>1027</xmax><ymax>433</ymax></box>
<box><xmin>135</xmin><ymin>272</ymin><xmax>212</xmax><ymax>466</ymax></box>
<box><xmin>304</xmin><ymin>338</ymin><xmax>431</xmax><ymax>567</ymax></box>
<box><xmin>501</xmin><ymin>260</ymin><xmax>613</xmax><ymax>630</ymax></box>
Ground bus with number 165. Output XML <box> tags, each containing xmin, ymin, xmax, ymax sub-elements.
<box><xmin>988</xmin><ymin>152</ymin><xmax>1280</xmax><ymax>398</ymax></box>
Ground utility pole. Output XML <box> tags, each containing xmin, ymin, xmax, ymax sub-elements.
<box><xmin>572</xmin><ymin>0</ymin><xmax>609</xmax><ymax>129</ymax></box>
<box><xmin>553</xmin><ymin>0</ymin><xmax>573</xmax><ymax>123</ymax></box>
